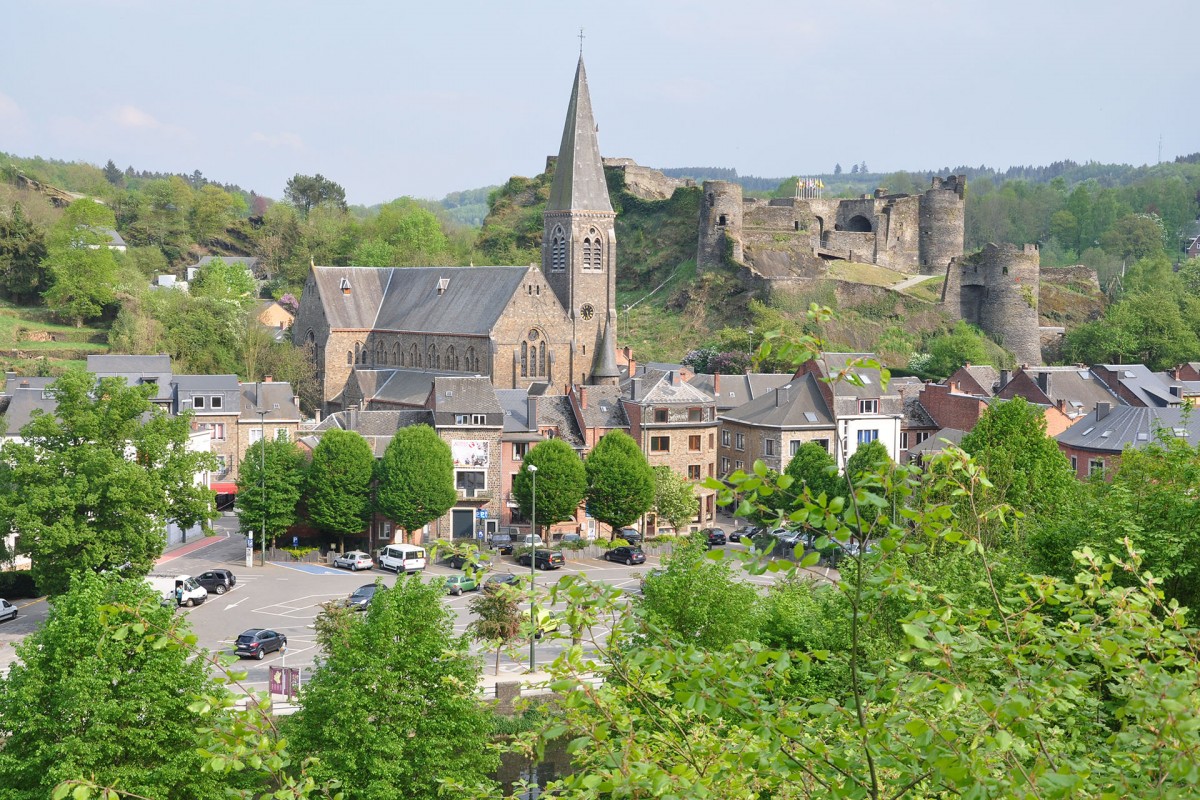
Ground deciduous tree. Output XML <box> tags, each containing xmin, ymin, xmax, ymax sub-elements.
<box><xmin>284</xmin><ymin>578</ymin><xmax>497</xmax><ymax>799</ymax></box>
<box><xmin>305</xmin><ymin>429</ymin><xmax>375</xmax><ymax>549</ymax></box>
<box><xmin>512</xmin><ymin>439</ymin><xmax>586</xmax><ymax>538</ymax></box>
<box><xmin>0</xmin><ymin>572</ymin><xmax>226</xmax><ymax>799</ymax></box>
<box><xmin>0</xmin><ymin>371</ymin><xmax>217</xmax><ymax>594</ymax></box>
<box><xmin>651</xmin><ymin>465</ymin><xmax>697</xmax><ymax>533</ymax></box>
<box><xmin>236</xmin><ymin>436</ymin><xmax>306</xmax><ymax>551</ymax></box>
<box><xmin>284</xmin><ymin>173</ymin><xmax>347</xmax><ymax>216</ymax></box>
<box><xmin>374</xmin><ymin>424</ymin><xmax>456</xmax><ymax>542</ymax></box>
<box><xmin>584</xmin><ymin>430</ymin><xmax>655</xmax><ymax>535</ymax></box>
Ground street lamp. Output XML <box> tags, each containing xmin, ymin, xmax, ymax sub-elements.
<box><xmin>528</xmin><ymin>463</ymin><xmax>538</xmax><ymax>672</ymax></box>
<box><xmin>258</xmin><ymin>409</ymin><xmax>267</xmax><ymax>567</ymax></box>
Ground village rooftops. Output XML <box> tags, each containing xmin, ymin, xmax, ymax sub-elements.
<box><xmin>718</xmin><ymin>373</ymin><xmax>834</xmax><ymax>428</ymax></box>
<box><xmin>1056</xmin><ymin>404</ymin><xmax>1200</xmax><ymax>454</ymax></box>
<box><xmin>688</xmin><ymin>373</ymin><xmax>795</xmax><ymax>412</ymax></box>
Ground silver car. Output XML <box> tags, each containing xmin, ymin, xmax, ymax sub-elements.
<box><xmin>0</xmin><ymin>598</ymin><xmax>16</xmax><ymax>623</ymax></box>
<box><xmin>333</xmin><ymin>550</ymin><xmax>374</xmax><ymax>571</ymax></box>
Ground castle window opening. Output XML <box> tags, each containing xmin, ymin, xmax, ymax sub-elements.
<box><xmin>794</xmin><ymin>221</ymin><xmax>800</xmax><ymax>231</ymax></box>
<box><xmin>346</xmin><ymin>351</ymin><xmax>353</xmax><ymax>365</ymax></box>
<box><xmin>718</xmin><ymin>214</ymin><xmax>727</xmax><ymax>226</ymax></box>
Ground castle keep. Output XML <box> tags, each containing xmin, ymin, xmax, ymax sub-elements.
<box><xmin>942</xmin><ymin>242</ymin><xmax>1044</xmax><ymax>367</ymax></box>
<box><xmin>697</xmin><ymin>175</ymin><xmax>965</xmax><ymax>278</ymax></box>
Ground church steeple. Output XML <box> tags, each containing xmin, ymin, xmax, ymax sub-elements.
<box><xmin>547</xmin><ymin>57</ymin><xmax>613</xmax><ymax>214</ymax></box>
<box><xmin>543</xmin><ymin>56</ymin><xmax>618</xmax><ymax>388</ymax></box>
<box><xmin>591</xmin><ymin>311</ymin><xmax>621</xmax><ymax>386</ymax></box>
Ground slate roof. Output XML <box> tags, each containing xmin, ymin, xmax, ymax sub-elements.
<box><xmin>535</xmin><ymin>395</ymin><xmax>586</xmax><ymax>449</ymax></box>
<box><xmin>903</xmin><ymin>395</ymin><xmax>938</xmax><ymax>428</ymax></box>
<box><xmin>546</xmin><ymin>57</ymin><xmax>613</xmax><ymax>214</ymax></box>
<box><xmin>86</xmin><ymin>354</ymin><xmax>174</xmax><ymax>402</ymax></box>
<box><xmin>432</xmin><ymin>376</ymin><xmax>503</xmax><ymax>415</ymax></box>
<box><xmin>1056</xmin><ymin>406</ymin><xmax>1200</xmax><ymax>454</ymax></box>
<box><xmin>496</xmin><ymin>389</ymin><xmax>536</xmax><ymax>433</ymax></box>
<box><xmin>959</xmin><ymin>365</ymin><xmax>1000</xmax><ymax>395</ymax></box>
<box><xmin>628</xmin><ymin>370</ymin><xmax>715</xmax><ymax>405</ymax></box>
<box><xmin>1096</xmin><ymin>363</ymin><xmax>1182</xmax><ymax>407</ymax></box>
<box><xmin>815</xmin><ymin>353</ymin><xmax>895</xmax><ymax>399</ymax></box>
<box><xmin>311</xmin><ymin>409</ymin><xmax>435</xmax><ymax>457</ymax></box>
<box><xmin>4</xmin><ymin>374</ymin><xmax>54</xmax><ymax>394</ymax></box>
<box><xmin>311</xmin><ymin>265</ymin><xmax>534</xmax><ymax>335</ymax></box>
<box><xmin>908</xmin><ymin>428</ymin><xmax>967</xmax><ymax>456</ymax></box>
<box><xmin>2</xmin><ymin>387</ymin><xmax>58</xmax><ymax>435</ymax></box>
<box><xmin>239</xmin><ymin>382</ymin><xmax>301</xmax><ymax>422</ymax></box>
<box><xmin>355</xmin><ymin>369</ymin><xmax>460</xmax><ymax>407</ymax></box>
<box><xmin>196</xmin><ymin>255</ymin><xmax>259</xmax><ymax>272</ymax></box>
<box><xmin>575</xmin><ymin>385</ymin><xmax>628</xmax><ymax>430</ymax></box>
<box><xmin>718</xmin><ymin>373</ymin><xmax>834</xmax><ymax>428</ymax></box>
<box><xmin>688</xmin><ymin>373</ymin><xmax>794</xmax><ymax>411</ymax></box>
<box><xmin>1012</xmin><ymin>366</ymin><xmax>1122</xmax><ymax>417</ymax></box>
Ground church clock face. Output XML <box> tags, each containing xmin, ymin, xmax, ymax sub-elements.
<box><xmin>579</xmin><ymin>303</ymin><xmax>595</xmax><ymax>321</ymax></box>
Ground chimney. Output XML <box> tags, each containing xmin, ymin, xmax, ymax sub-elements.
<box><xmin>1096</xmin><ymin>402</ymin><xmax>1111</xmax><ymax>420</ymax></box>
<box><xmin>1057</xmin><ymin>399</ymin><xmax>1066</xmax><ymax>412</ymax></box>
<box><xmin>264</xmin><ymin>375</ymin><xmax>273</xmax><ymax>383</ymax></box>
<box><xmin>775</xmin><ymin>384</ymin><xmax>792</xmax><ymax>407</ymax></box>
<box><xmin>670</xmin><ymin>370</ymin><xmax>681</xmax><ymax>387</ymax></box>
<box><xmin>579</xmin><ymin>387</ymin><xmax>588</xmax><ymax>409</ymax></box>
<box><xmin>347</xmin><ymin>406</ymin><xmax>359</xmax><ymax>431</ymax></box>
<box><xmin>631</xmin><ymin>377</ymin><xmax>641</xmax><ymax>402</ymax></box>
<box><xmin>714</xmin><ymin>373</ymin><xmax>721</xmax><ymax>395</ymax></box>
<box><xmin>527</xmin><ymin>396</ymin><xmax>538</xmax><ymax>430</ymax></box>
<box><xmin>1173</xmin><ymin>365</ymin><xmax>1183</xmax><ymax>380</ymax></box>
<box><xmin>998</xmin><ymin>369</ymin><xmax>1010</xmax><ymax>390</ymax></box>
<box><xmin>1170</xmin><ymin>385</ymin><xmax>1182</xmax><ymax>398</ymax></box>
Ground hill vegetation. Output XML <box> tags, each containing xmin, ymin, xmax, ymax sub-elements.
<box><xmin>2</xmin><ymin>147</ymin><xmax>1199</xmax><ymax>380</ymax></box>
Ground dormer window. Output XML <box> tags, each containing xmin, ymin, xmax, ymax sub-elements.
<box><xmin>859</xmin><ymin>399</ymin><xmax>879</xmax><ymax>414</ymax></box>
<box><xmin>340</xmin><ymin>278</ymin><xmax>351</xmax><ymax>295</ymax></box>
<box><xmin>193</xmin><ymin>396</ymin><xmax>205</xmax><ymax>409</ymax></box>
<box><xmin>211</xmin><ymin>395</ymin><xmax>223</xmax><ymax>409</ymax></box>
<box><xmin>437</xmin><ymin>278</ymin><xmax>449</xmax><ymax>295</ymax></box>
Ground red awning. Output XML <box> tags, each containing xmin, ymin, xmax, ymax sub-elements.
<box><xmin>210</xmin><ymin>482</ymin><xmax>239</xmax><ymax>493</ymax></box>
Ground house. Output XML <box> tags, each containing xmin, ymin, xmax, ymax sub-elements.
<box><xmin>688</xmin><ymin>372</ymin><xmax>795</xmax><ymax>413</ymax></box>
<box><xmin>1090</xmin><ymin>364</ymin><xmax>1183</xmax><ymax>407</ymax></box>
<box><xmin>716</xmin><ymin>372</ymin><xmax>837</xmax><ymax>476</ymax></box>
<box><xmin>623</xmin><ymin>370</ymin><xmax>719</xmax><ymax>531</ymax></box>
<box><xmin>256</xmin><ymin>301</ymin><xmax>295</xmax><ymax>341</ymax></box>
<box><xmin>995</xmin><ymin>365</ymin><xmax>1123</xmax><ymax>434</ymax></box>
<box><xmin>791</xmin><ymin>354</ymin><xmax>904</xmax><ymax>469</ymax></box>
<box><xmin>1056</xmin><ymin>402</ymin><xmax>1200</xmax><ymax>479</ymax></box>
<box><xmin>945</xmin><ymin>363</ymin><xmax>1000</xmax><ymax>396</ymax></box>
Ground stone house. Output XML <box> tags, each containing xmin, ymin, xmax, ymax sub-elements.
<box><xmin>716</xmin><ymin>373</ymin><xmax>836</xmax><ymax>476</ymax></box>
<box><xmin>622</xmin><ymin>370</ymin><xmax>718</xmax><ymax>531</ymax></box>
<box><xmin>237</xmin><ymin>380</ymin><xmax>303</xmax><ymax>482</ymax></box>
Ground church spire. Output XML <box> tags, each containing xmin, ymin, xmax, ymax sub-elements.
<box><xmin>546</xmin><ymin>57</ymin><xmax>612</xmax><ymax>214</ymax></box>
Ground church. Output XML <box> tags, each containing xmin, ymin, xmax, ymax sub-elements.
<box><xmin>293</xmin><ymin>57</ymin><xmax>621</xmax><ymax>413</ymax></box>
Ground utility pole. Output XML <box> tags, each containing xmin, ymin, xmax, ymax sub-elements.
<box><xmin>528</xmin><ymin>464</ymin><xmax>538</xmax><ymax>672</ymax></box>
<box><xmin>258</xmin><ymin>408</ymin><xmax>267</xmax><ymax>567</ymax></box>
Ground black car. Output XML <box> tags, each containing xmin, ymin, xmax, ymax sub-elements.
<box><xmin>516</xmin><ymin>548</ymin><xmax>565</xmax><ymax>570</ymax></box>
<box><xmin>700</xmin><ymin>527</ymin><xmax>727</xmax><ymax>547</ymax></box>
<box><xmin>604</xmin><ymin>545</ymin><xmax>646</xmax><ymax>566</ymax></box>
<box><xmin>234</xmin><ymin>628</ymin><xmax>287</xmax><ymax>660</ymax></box>
<box><xmin>345</xmin><ymin>583</ymin><xmax>377</xmax><ymax>611</ymax></box>
<box><xmin>483</xmin><ymin>573</ymin><xmax>521</xmax><ymax>593</ymax></box>
<box><xmin>445</xmin><ymin>550</ymin><xmax>491</xmax><ymax>570</ymax></box>
<box><xmin>195</xmin><ymin>569</ymin><xmax>237</xmax><ymax>595</ymax></box>
<box><xmin>615</xmin><ymin>527</ymin><xmax>643</xmax><ymax>545</ymax></box>
<box><xmin>729</xmin><ymin>525</ymin><xmax>761</xmax><ymax>542</ymax></box>
<box><xmin>490</xmin><ymin>527</ymin><xmax>519</xmax><ymax>555</ymax></box>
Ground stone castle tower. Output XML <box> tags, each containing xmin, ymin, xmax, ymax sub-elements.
<box><xmin>942</xmin><ymin>242</ymin><xmax>1042</xmax><ymax>366</ymax></box>
<box><xmin>543</xmin><ymin>57</ymin><xmax>620</xmax><ymax>387</ymax></box>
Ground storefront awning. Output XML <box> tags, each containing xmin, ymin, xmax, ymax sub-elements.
<box><xmin>210</xmin><ymin>482</ymin><xmax>238</xmax><ymax>494</ymax></box>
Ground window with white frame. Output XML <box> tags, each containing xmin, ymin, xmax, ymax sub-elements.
<box><xmin>1088</xmin><ymin>458</ymin><xmax>1104</xmax><ymax>476</ymax></box>
<box><xmin>513</xmin><ymin>442</ymin><xmax>529</xmax><ymax>461</ymax></box>
<box><xmin>211</xmin><ymin>395</ymin><xmax>223</xmax><ymax>409</ymax></box>
<box><xmin>859</xmin><ymin>399</ymin><xmax>879</xmax><ymax>414</ymax></box>
<box><xmin>248</xmin><ymin>428</ymin><xmax>263</xmax><ymax>445</ymax></box>
<box><xmin>734</xmin><ymin>460</ymin><xmax>744</xmax><ymax>471</ymax></box>
<box><xmin>721</xmin><ymin>457</ymin><xmax>731</xmax><ymax>472</ymax></box>
<box><xmin>199</xmin><ymin>422</ymin><xmax>226</xmax><ymax>442</ymax></box>
<box><xmin>900</xmin><ymin>431</ymin><xmax>910</xmax><ymax>449</ymax></box>
<box><xmin>790</xmin><ymin>440</ymin><xmax>802</xmax><ymax>456</ymax></box>
<box><xmin>735</xmin><ymin>433</ymin><xmax>745</xmax><ymax>451</ymax></box>
<box><xmin>456</xmin><ymin>470</ymin><xmax>486</xmax><ymax>497</ymax></box>
<box><xmin>193</xmin><ymin>396</ymin><xmax>205</xmax><ymax>409</ymax></box>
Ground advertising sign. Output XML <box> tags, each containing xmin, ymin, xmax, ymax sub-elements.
<box><xmin>452</xmin><ymin>440</ymin><xmax>489</xmax><ymax>468</ymax></box>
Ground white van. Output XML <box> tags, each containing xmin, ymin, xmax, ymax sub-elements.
<box><xmin>147</xmin><ymin>574</ymin><xmax>208</xmax><ymax>607</ymax></box>
<box><xmin>377</xmin><ymin>544</ymin><xmax>427</xmax><ymax>574</ymax></box>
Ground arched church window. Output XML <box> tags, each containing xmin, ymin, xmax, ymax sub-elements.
<box><xmin>538</xmin><ymin>342</ymin><xmax>546</xmax><ymax>376</ymax></box>
<box><xmin>466</xmin><ymin>346</ymin><xmax>477</xmax><ymax>372</ymax></box>
<box><xmin>391</xmin><ymin>342</ymin><xmax>400</xmax><ymax>366</ymax></box>
<box><xmin>520</xmin><ymin>341</ymin><xmax>528</xmax><ymax>377</ymax></box>
<box><xmin>428</xmin><ymin>344</ymin><xmax>439</xmax><ymax>370</ymax></box>
<box><xmin>346</xmin><ymin>351</ymin><xmax>353</xmax><ymax>365</ymax></box>
<box><xmin>375</xmin><ymin>341</ymin><xmax>385</xmax><ymax>365</ymax></box>
<box><xmin>582</xmin><ymin>228</ymin><xmax>602</xmax><ymax>272</ymax></box>
<box><xmin>582</xmin><ymin>237</ymin><xmax>593</xmax><ymax>271</ymax></box>
<box><xmin>550</xmin><ymin>227</ymin><xmax>567</xmax><ymax>273</ymax></box>
<box><xmin>447</xmin><ymin>345</ymin><xmax>458</xmax><ymax>371</ymax></box>
<box><xmin>410</xmin><ymin>343</ymin><xmax>420</xmax><ymax>368</ymax></box>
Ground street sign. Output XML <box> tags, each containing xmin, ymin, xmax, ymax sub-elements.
<box><xmin>476</xmin><ymin>509</ymin><xmax>488</xmax><ymax>519</ymax></box>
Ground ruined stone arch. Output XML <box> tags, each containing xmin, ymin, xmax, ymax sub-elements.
<box><xmin>846</xmin><ymin>215</ymin><xmax>873</xmax><ymax>233</ymax></box>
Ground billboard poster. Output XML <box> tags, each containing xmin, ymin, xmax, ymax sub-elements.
<box><xmin>452</xmin><ymin>440</ymin><xmax>489</xmax><ymax>468</ymax></box>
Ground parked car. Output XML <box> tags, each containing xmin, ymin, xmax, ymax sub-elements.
<box><xmin>445</xmin><ymin>550</ymin><xmax>492</xmax><ymax>571</ymax></box>
<box><xmin>515</xmin><ymin>548</ymin><xmax>565</xmax><ymax>570</ymax></box>
<box><xmin>491</xmin><ymin>527</ymin><xmax>518</xmax><ymax>554</ymax></box>
<box><xmin>700</xmin><ymin>527</ymin><xmax>727</xmax><ymax>547</ymax></box>
<box><xmin>234</xmin><ymin>628</ymin><xmax>287</xmax><ymax>660</ymax></box>
<box><xmin>377</xmin><ymin>543</ymin><xmax>426</xmax><ymax>573</ymax></box>
<box><xmin>729</xmin><ymin>525</ymin><xmax>762</xmax><ymax>542</ymax></box>
<box><xmin>194</xmin><ymin>570</ymin><xmax>238</xmax><ymax>595</ymax></box>
<box><xmin>483</xmin><ymin>573</ymin><xmax>521</xmax><ymax>593</ymax></box>
<box><xmin>559</xmin><ymin>532</ymin><xmax>583</xmax><ymax>544</ymax></box>
<box><xmin>0</xmin><ymin>598</ymin><xmax>16</xmax><ymax>622</ymax></box>
<box><xmin>344</xmin><ymin>583</ymin><xmax>378</xmax><ymax>611</ymax></box>
<box><xmin>444</xmin><ymin>574</ymin><xmax>479</xmax><ymax>596</ymax></box>
<box><xmin>604</xmin><ymin>545</ymin><xmax>646</xmax><ymax>566</ymax></box>
<box><xmin>333</xmin><ymin>551</ymin><xmax>374</xmax><ymax>571</ymax></box>
<box><xmin>615</xmin><ymin>527</ymin><xmax>642</xmax><ymax>545</ymax></box>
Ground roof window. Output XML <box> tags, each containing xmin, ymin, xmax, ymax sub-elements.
<box><xmin>1081</xmin><ymin>427</ymin><xmax>1095</xmax><ymax>436</ymax></box>
<box><xmin>437</xmin><ymin>278</ymin><xmax>449</xmax><ymax>295</ymax></box>
<box><xmin>340</xmin><ymin>278</ymin><xmax>351</xmax><ymax>295</ymax></box>
<box><xmin>804</xmin><ymin>411</ymin><xmax>818</xmax><ymax>422</ymax></box>
<box><xmin>1173</xmin><ymin>427</ymin><xmax>1190</xmax><ymax>438</ymax></box>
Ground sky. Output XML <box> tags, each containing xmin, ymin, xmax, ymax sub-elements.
<box><xmin>2</xmin><ymin>0</ymin><xmax>1196</xmax><ymax>206</ymax></box>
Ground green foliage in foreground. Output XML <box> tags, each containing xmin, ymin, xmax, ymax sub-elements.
<box><xmin>513</xmin><ymin>439</ymin><xmax>587</xmax><ymax>534</ymax></box>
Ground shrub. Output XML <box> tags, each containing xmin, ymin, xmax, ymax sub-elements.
<box><xmin>0</xmin><ymin>570</ymin><xmax>40</xmax><ymax>598</ymax></box>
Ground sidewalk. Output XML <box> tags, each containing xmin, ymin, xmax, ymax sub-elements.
<box><xmin>156</xmin><ymin>531</ymin><xmax>229</xmax><ymax>566</ymax></box>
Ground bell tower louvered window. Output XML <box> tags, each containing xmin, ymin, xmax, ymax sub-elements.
<box><xmin>582</xmin><ymin>228</ymin><xmax>603</xmax><ymax>272</ymax></box>
<box><xmin>550</xmin><ymin>227</ymin><xmax>567</xmax><ymax>272</ymax></box>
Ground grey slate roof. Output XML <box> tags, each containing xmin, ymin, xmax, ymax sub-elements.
<box><xmin>546</xmin><ymin>57</ymin><xmax>614</xmax><ymax>214</ymax></box>
<box><xmin>535</xmin><ymin>395</ymin><xmax>585</xmax><ymax>449</ymax></box>
<box><xmin>688</xmin><ymin>373</ymin><xmax>794</xmax><ymax>411</ymax></box>
<box><xmin>239</xmin><ymin>382</ymin><xmax>301</xmax><ymax>422</ymax></box>
<box><xmin>496</xmin><ymin>390</ymin><xmax>535</xmax><ymax>433</ymax></box>
<box><xmin>628</xmin><ymin>370</ymin><xmax>714</xmax><ymax>405</ymax></box>
<box><xmin>575</xmin><ymin>385</ymin><xmax>628</xmax><ymax>430</ymax></box>
<box><xmin>818</xmin><ymin>353</ymin><xmax>895</xmax><ymax>399</ymax></box>
<box><xmin>718</xmin><ymin>373</ymin><xmax>834</xmax><ymax>428</ymax></box>
<box><xmin>1096</xmin><ymin>364</ymin><xmax>1181</xmax><ymax>407</ymax></box>
<box><xmin>592</xmin><ymin>316</ymin><xmax>621</xmax><ymax>380</ymax></box>
<box><xmin>432</xmin><ymin>377</ymin><xmax>503</xmax><ymax>415</ymax></box>
<box><xmin>311</xmin><ymin>409</ymin><xmax>435</xmax><ymax>457</ymax></box>
<box><xmin>903</xmin><ymin>396</ymin><xmax>938</xmax><ymax>428</ymax></box>
<box><xmin>86</xmin><ymin>354</ymin><xmax>174</xmax><ymax>402</ymax></box>
<box><xmin>2</xmin><ymin>387</ymin><xmax>58</xmax><ymax>435</ymax></box>
<box><xmin>4</xmin><ymin>374</ymin><xmax>55</xmax><ymax>394</ymax></box>
<box><xmin>311</xmin><ymin>265</ymin><xmax>534</xmax><ymax>335</ymax></box>
<box><xmin>959</xmin><ymin>365</ymin><xmax>999</xmax><ymax>395</ymax></box>
<box><xmin>1017</xmin><ymin>366</ymin><xmax>1123</xmax><ymax>416</ymax></box>
<box><xmin>196</xmin><ymin>255</ymin><xmax>259</xmax><ymax>271</ymax></box>
<box><xmin>1056</xmin><ymin>406</ymin><xmax>1200</xmax><ymax>453</ymax></box>
<box><xmin>908</xmin><ymin>428</ymin><xmax>967</xmax><ymax>456</ymax></box>
<box><xmin>356</xmin><ymin>369</ymin><xmax>460</xmax><ymax>407</ymax></box>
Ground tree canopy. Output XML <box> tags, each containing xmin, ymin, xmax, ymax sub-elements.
<box><xmin>651</xmin><ymin>464</ymin><xmax>698</xmax><ymax>533</ymax></box>
<box><xmin>236</xmin><ymin>435</ymin><xmax>307</xmax><ymax>549</ymax></box>
<box><xmin>305</xmin><ymin>429</ymin><xmax>375</xmax><ymax>545</ymax></box>
<box><xmin>374</xmin><ymin>424</ymin><xmax>456</xmax><ymax>541</ymax></box>
<box><xmin>584</xmin><ymin>429</ymin><xmax>655</xmax><ymax>533</ymax></box>
<box><xmin>284</xmin><ymin>173</ymin><xmax>347</xmax><ymax>216</ymax></box>
<box><xmin>512</xmin><ymin>439</ymin><xmax>587</xmax><ymax>535</ymax></box>
<box><xmin>0</xmin><ymin>370</ymin><xmax>216</xmax><ymax>594</ymax></box>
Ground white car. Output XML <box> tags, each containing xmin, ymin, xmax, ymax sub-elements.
<box><xmin>0</xmin><ymin>598</ymin><xmax>17</xmax><ymax>622</ymax></box>
<box><xmin>333</xmin><ymin>551</ymin><xmax>374</xmax><ymax>571</ymax></box>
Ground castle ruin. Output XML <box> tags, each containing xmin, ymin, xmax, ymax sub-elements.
<box><xmin>697</xmin><ymin>175</ymin><xmax>966</xmax><ymax>278</ymax></box>
<box><xmin>941</xmin><ymin>242</ymin><xmax>1043</xmax><ymax>366</ymax></box>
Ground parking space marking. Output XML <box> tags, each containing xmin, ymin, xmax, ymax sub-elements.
<box><xmin>247</xmin><ymin>594</ymin><xmax>347</xmax><ymax>620</ymax></box>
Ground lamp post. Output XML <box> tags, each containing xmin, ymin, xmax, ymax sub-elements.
<box><xmin>527</xmin><ymin>463</ymin><xmax>538</xmax><ymax>672</ymax></box>
<box><xmin>258</xmin><ymin>409</ymin><xmax>267</xmax><ymax>567</ymax></box>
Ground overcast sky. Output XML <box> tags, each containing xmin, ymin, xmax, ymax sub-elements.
<box><xmin>3</xmin><ymin>0</ymin><xmax>1196</xmax><ymax>206</ymax></box>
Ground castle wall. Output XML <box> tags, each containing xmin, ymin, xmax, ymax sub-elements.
<box><xmin>603</xmin><ymin>159</ymin><xmax>696</xmax><ymax>201</ymax></box>
<box><xmin>944</xmin><ymin>243</ymin><xmax>1042</xmax><ymax>367</ymax></box>
<box><xmin>821</xmin><ymin>230</ymin><xmax>876</xmax><ymax>263</ymax></box>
